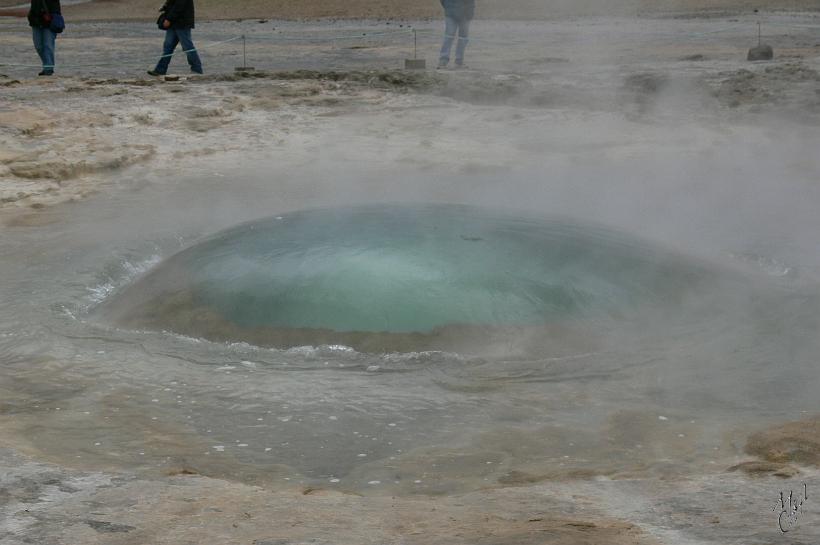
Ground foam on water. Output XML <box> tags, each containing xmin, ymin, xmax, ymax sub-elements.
<box><xmin>86</xmin><ymin>254</ymin><xmax>162</xmax><ymax>306</ymax></box>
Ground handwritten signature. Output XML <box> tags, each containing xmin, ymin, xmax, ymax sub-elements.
<box><xmin>772</xmin><ymin>483</ymin><xmax>808</xmax><ymax>533</ymax></box>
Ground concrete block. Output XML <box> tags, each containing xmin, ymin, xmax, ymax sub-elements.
<box><xmin>747</xmin><ymin>44</ymin><xmax>773</xmax><ymax>61</ymax></box>
<box><xmin>404</xmin><ymin>59</ymin><xmax>426</xmax><ymax>70</ymax></box>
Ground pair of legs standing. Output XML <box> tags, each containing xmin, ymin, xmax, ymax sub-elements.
<box><xmin>32</xmin><ymin>26</ymin><xmax>56</xmax><ymax>75</ymax></box>
<box><xmin>439</xmin><ymin>16</ymin><xmax>470</xmax><ymax>68</ymax></box>
<box><xmin>152</xmin><ymin>27</ymin><xmax>203</xmax><ymax>75</ymax></box>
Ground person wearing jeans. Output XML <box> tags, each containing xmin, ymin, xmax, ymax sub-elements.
<box><xmin>27</xmin><ymin>0</ymin><xmax>61</xmax><ymax>76</ymax></box>
<box><xmin>148</xmin><ymin>0</ymin><xmax>203</xmax><ymax>76</ymax></box>
<box><xmin>438</xmin><ymin>0</ymin><xmax>475</xmax><ymax>69</ymax></box>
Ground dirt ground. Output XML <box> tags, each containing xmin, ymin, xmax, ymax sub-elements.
<box><xmin>2</xmin><ymin>14</ymin><xmax>820</xmax><ymax>217</ymax></box>
<box><xmin>1</xmin><ymin>447</ymin><xmax>665</xmax><ymax>545</ymax></box>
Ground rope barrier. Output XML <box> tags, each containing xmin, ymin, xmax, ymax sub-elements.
<box><xmin>1</xmin><ymin>18</ymin><xmax>818</xmax><ymax>72</ymax></box>
<box><xmin>0</xmin><ymin>34</ymin><xmax>244</xmax><ymax>69</ymax></box>
<box><xmin>244</xmin><ymin>28</ymin><xmax>420</xmax><ymax>42</ymax></box>
<box><xmin>0</xmin><ymin>28</ymin><xmax>423</xmax><ymax>70</ymax></box>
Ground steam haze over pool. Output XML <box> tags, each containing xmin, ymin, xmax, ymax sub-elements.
<box><xmin>2</xmin><ymin>9</ymin><xmax>820</xmax><ymax>545</ymax></box>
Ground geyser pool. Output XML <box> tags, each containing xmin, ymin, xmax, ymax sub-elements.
<box><xmin>97</xmin><ymin>204</ymin><xmax>722</xmax><ymax>353</ymax></box>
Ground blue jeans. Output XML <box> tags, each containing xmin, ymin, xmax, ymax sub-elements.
<box><xmin>439</xmin><ymin>16</ymin><xmax>470</xmax><ymax>66</ymax></box>
<box><xmin>154</xmin><ymin>28</ymin><xmax>203</xmax><ymax>74</ymax></box>
<box><xmin>32</xmin><ymin>26</ymin><xmax>56</xmax><ymax>72</ymax></box>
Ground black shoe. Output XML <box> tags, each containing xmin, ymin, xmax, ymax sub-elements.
<box><xmin>38</xmin><ymin>70</ymin><xmax>54</xmax><ymax>76</ymax></box>
<box><xmin>190</xmin><ymin>68</ymin><xmax>204</xmax><ymax>75</ymax></box>
<box><xmin>147</xmin><ymin>70</ymin><xmax>164</xmax><ymax>77</ymax></box>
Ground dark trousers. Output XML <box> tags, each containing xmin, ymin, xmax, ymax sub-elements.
<box><xmin>154</xmin><ymin>28</ymin><xmax>203</xmax><ymax>74</ymax></box>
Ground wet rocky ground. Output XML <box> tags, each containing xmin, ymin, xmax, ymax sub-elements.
<box><xmin>2</xmin><ymin>14</ymin><xmax>820</xmax><ymax>545</ymax></box>
<box><xmin>3</xmin><ymin>441</ymin><xmax>820</xmax><ymax>544</ymax></box>
<box><xmin>1</xmin><ymin>16</ymin><xmax>820</xmax><ymax>217</ymax></box>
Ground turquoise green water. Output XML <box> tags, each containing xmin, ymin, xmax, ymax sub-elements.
<box><xmin>100</xmin><ymin>204</ymin><xmax>715</xmax><ymax>336</ymax></box>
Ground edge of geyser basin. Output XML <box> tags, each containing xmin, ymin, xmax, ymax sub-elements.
<box><xmin>91</xmin><ymin>203</ymin><xmax>744</xmax><ymax>356</ymax></box>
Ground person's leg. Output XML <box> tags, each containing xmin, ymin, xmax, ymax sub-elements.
<box><xmin>41</xmin><ymin>28</ymin><xmax>56</xmax><ymax>73</ymax></box>
<box><xmin>32</xmin><ymin>27</ymin><xmax>46</xmax><ymax>67</ymax></box>
<box><xmin>153</xmin><ymin>29</ymin><xmax>179</xmax><ymax>75</ymax></box>
<box><xmin>175</xmin><ymin>28</ymin><xmax>203</xmax><ymax>74</ymax></box>
<box><xmin>439</xmin><ymin>15</ymin><xmax>458</xmax><ymax>67</ymax></box>
<box><xmin>454</xmin><ymin>19</ymin><xmax>470</xmax><ymax>66</ymax></box>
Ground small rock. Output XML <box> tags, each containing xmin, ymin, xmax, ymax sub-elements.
<box><xmin>747</xmin><ymin>44</ymin><xmax>774</xmax><ymax>61</ymax></box>
<box><xmin>85</xmin><ymin>521</ymin><xmax>136</xmax><ymax>533</ymax></box>
<box><xmin>727</xmin><ymin>460</ymin><xmax>799</xmax><ymax>477</ymax></box>
<box><xmin>497</xmin><ymin>470</ymin><xmax>544</xmax><ymax>486</ymax></box>
<box><xmin>746</xmin><ymin>416</ymin><xmax>820</xmax><ymax>466</ymax></box>
<box><xmin>773</xmin><ymin>466</ymin><xmax>801</xmax><ymax>478</ymax></box>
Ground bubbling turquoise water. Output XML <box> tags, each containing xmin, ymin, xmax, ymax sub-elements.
<box><xmin>97</xmin><ymin>204</ymin><xmax>718</xmax><ymax>352</ymax></box>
